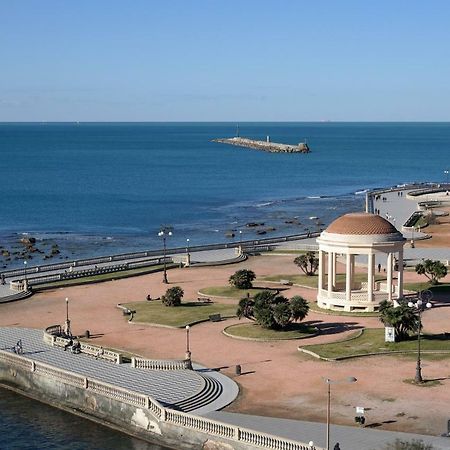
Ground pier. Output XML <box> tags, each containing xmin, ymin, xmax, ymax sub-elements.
<box><xmin>212</xmin><ymin>136</ymin><xmax>310</xmax><ymax>153</ymax></box>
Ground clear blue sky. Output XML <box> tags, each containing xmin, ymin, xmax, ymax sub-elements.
<box><xmin>1</xmin><ymin>1</ymin><xmax>450</xmax><ymax>121</ymax></box>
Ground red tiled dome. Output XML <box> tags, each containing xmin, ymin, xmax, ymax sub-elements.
<box><xmin>326</xmin><ymin>213</ymin><xmax>398</xmax><ymax>235</ymax></box>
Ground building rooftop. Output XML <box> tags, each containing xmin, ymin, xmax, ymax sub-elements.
<box><xmin>326</xmin><ymin>213</ymin><xmax>398</xmax><ymax>235</ymax></box>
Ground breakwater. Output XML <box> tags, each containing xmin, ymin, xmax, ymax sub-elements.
<box><xmin>213</xmin><ymin>137</ymin><xmax>310</xmax><ymax>153</ymax></box>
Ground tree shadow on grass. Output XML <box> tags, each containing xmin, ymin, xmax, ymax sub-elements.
<box><xmin>181</xmin><ymin>302</ymin><xmax>216</xmax><ymax>308</ymax></box>
<box><xmin>303</xmin><ymin>320</ymin><xmax>363</xmax><ymax>335</ymax></box>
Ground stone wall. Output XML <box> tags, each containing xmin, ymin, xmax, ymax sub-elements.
<box><xmin>0</xmin><ymin>350</ymin><xmax>320</xmax><ymax>450</ymax></box>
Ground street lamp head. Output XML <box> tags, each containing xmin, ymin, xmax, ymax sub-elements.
<box><xmin>426</xmin><ymin>302</ymin><xmax>432</xmax><ymax>309</ymax></box>
<box><xmin>416</xmin><ymin>299</ymin><xmax>423</xmax><ymax>307</ymax></box>
<box><xmin>158</xmin><ymin>231</ymin><xmax>163</xmax><ymax>237</ymax></box>
<box><xmin>65</xmin><ymin>297</ymin><xmax>69</xmax><ymax>303</ymax></box>
<box><xmin>308</xmin><ymin>441</ymin><xmax>314</xmax><ymax>448</ymax></box>
<box><xmin>186</xmin><ymin>325</ymin><xmax>190</xmax><ymax>330</ymax></box>
<box><xmin>408</xmin><ymin>301</ymin><xmax>414</xmax><ymax>308</ymax></box>
<box><xmin>186</xmin><ymin>238</ymin><xmax>189</xmax><ymax>243</ymax></box>
<box><xmin>168</xmin><ymin>231</ymin><xmax>172</xmax><ymax>236</ymax></box>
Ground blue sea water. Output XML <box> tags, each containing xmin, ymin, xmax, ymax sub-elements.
<box><xmin>1</xmin><ymin>122</ymin><xmax>449</xmax><ymax>269</ymax></box>
<box><xmin>0</xmin><ymin>387</ymin><xmax>168</xmax><ymax>449</ymax></box>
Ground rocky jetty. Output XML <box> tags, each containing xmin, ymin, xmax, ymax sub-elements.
<box><xmin>212</xmin><ymin>137</ymin><xmax>310</xmax><ymax>153</ymax></box>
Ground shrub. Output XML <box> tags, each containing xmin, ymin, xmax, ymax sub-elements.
<box><xmin>229</xmin><ymin>269</ymin><xmax>256</xmax><ymax>289</ymax></box>
<box><xmin>161</xmin><ymin>286</ymin><xmax>184</xmax><ymax>307</ymax></box>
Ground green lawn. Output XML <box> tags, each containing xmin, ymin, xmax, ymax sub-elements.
<box><xmin>34</xmin><ymin>264</ymin><xmax>176</xmax><ymax>290</ymax></box>
<box><xmin>122</xmin><ymin>300</ymin><xmax>237</xmax><ymax>327</ymax></box>
<box><xmin>301</xmin><ymin>328</ymin><xmax>450</xmax><ymax>360</ymax></box>
<box><xmin>225</xmin><ymin>322</ymin><xmax>317</xmax><ymax>340</ymax></box>
<box><xmin>404</xmin><ymin>282</ymin><xmax>450</xmax><ymax>295</ymax></box>
<box><xmin>259</xmin><ymin>273</ymin><xmax>385</xmax><ymax>289</ymax></box>
<box><xmin>198</xmin><ymin>286</ymin><xmax>269</xmax><ymax>299</ymax></box>
<box><xmin>308</xmin><ymin>301</ymin><xmax>379</xmax><ymax>317</ymax></box>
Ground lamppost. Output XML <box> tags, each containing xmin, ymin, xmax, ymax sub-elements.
<box><xmin>325</xmin><ymin>376</ymin><xmax>357</xmax><ymax>450</ymax></box>
<box><xmin>185</xmin><ymin>325</ymin><xmax>192</xmax><ymax>368</ymax></box>
<box><xmin>23</xmin><ymin>260</ymin><xmax>27</xmax><ymax>290</ymax></box>
<box><xmin>186</xmin><ymin>238</ymin><xmax>190</xmax><ymax>266</ymax></box>
<box><xmin>64</xmin><ymin>297</ymin><xmax>71</xmax><ymax>337</ymax></box>
<box><xmin>408</xmin><ymin>291</ymin><xmax>433</xmax><ymax>383</ymax></box>
<box><xmin>158</xmin><ymin>227</ymin><xmax>172</xmax><ymax>284</ymax></box>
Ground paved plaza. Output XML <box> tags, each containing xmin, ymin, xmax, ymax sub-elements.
<box><xmin>0</xmin><ymin>327</ymin><xmax>238</xmax><ymax>415</ymax></box>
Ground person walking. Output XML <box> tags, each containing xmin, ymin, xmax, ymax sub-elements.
<box><xmin>334</xmin><ymin>443</ymin><xmax>341</xmax><ymax>450</ymax></box>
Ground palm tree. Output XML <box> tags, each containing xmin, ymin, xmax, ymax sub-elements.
<box><xmin>379</xmin><ymin>300</ymin><xmax>418</xmax><ymax>341</ymax></box>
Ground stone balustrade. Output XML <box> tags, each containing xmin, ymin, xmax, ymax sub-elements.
<box><xmin>0</xmin><ymin>347</ymin><xmax>322</xmax><ymax>450</ymax></box>
<box><xmin>132</xmin><ymin>357</ymin><xmax>189</xmax><ymax>370</ymax></box>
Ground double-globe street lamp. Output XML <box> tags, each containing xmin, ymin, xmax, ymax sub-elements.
<box><xmin>408</xmin><ymin>291</ymin><xmax>433</xmax><ymax>384</ymax></box>
<box><xmin>158</xmin><ymin>227</ymin><xmax>173</xmax><ymax>284</ymax></box>
<box><xmin>324</xmin><ymin>376</ymin><xmax>357</xmax><ymax>450</ymax></box>
<box><xmin>185</xmin><ymin>325</ymin><xmax>192</xmax><ymax>369</ymax></box>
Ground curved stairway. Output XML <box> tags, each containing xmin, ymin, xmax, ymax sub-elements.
<box><xmin>171</xmin><ymin>373</ymin><xmax>224</xmax><ymax>413</ymax></box>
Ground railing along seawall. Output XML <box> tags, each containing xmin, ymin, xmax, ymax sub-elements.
<box><xmin>132</xmin><ymin>357</ymin><xmax>189</xmax><ymax>371</ymax></box>
<box><xmin>0</xmin><ymin>347</ymin><xmax>322</xmax><ymax>450</ymax></box>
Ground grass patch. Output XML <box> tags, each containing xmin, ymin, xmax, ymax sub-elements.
<box><xmin>122</xmin><ymin>300</ymin><xmax>237</xmax><ymax>327</ymax></box>
<box><xmin>404</xmin><ymin>282</ymin><xmax>450</xmax><ymax>294</ymax></box>
<box><xmin>225</xmin><ymin>322</ymin><xmax>317</xmax><ymax>340</ymax></box>
<box><xmin>34</xmin><ymin>264</ymin><xmax>176</xmax><ymax>290</ymax></box>
<box><xmin>307</xmin><ymin>301</ymin><xmax>379</xmax><ymax>317</ymax></box>
<box><xmin>403</xmin><ymin>379</ymin><xmax>442</xmax><ymax>387</ymax></box>
<box><xmin>198</xmin><ymin>286</ymin><xmax>269</xmax><ymax>299</ymax></box>
<box><xmin>259</xmin><ymin>273</ymin><xmax>385</xmax><ymax>289</ymax></box>
<box><xmin>301</xmin><ymin>328</ymin><xmax>450</xmax><ymax>360</ymax></box>
<box><xmin>262</xmin><ymin>250</ymin><xmax>308</xmax><ymax>255</ymax></box>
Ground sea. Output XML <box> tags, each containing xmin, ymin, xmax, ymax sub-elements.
<box><xmin>1</xmin><ymin>122</ymin><xmax>449</xmax><ymax>271</ymax></box>
<box><xmin>0</xmin><ymin>122</ymin><xmax>449</xmax><ymax>447</ymax></box>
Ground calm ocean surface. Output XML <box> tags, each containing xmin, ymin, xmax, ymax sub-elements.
<box><xmin>0</xmin><ymin>122</ymin><xmax>449</xmax><ymax>447</ymax></box>
<box><xmin>1</xmin><ymin>122</ymin><xmax>449</xmax><ymax>269</ymax></box>
<box><xmin>0</xmin><ymin>388</ymin><xmax>168</xmax><ymax>449</ymax></box>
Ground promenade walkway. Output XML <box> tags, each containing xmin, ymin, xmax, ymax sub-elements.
<box><xmin>0</xmin><ymin>327</ymin><xmax>238</xmax><ymax>415</ymax></box>
<box><xmin>207</xmin><ymin>411</ymin><xmax>450</xmax><ymax>450</ymax></box>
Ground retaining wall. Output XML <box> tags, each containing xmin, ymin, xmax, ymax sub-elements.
<box><xmin>0</xmin><ymin>349</ymin><xmax>321</xmax><ymax>450</ymax></box>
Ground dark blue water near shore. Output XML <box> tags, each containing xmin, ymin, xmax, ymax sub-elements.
<box><xmin>0</xmin><ymin>388</ymin><xmax>169</xmax><ymax>449</ymax></box>
<box><xmin>1</xmin><ymin>122</ymin><xmax>449</xmax><ymax>268</ymax></box>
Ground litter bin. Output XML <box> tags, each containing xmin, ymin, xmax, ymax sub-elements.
<box><xmin>235</xmin><ymin>365</ymin><xmax>241</xmax><ymax>375</ymax></box>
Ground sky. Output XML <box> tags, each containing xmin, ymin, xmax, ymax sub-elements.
<box><xmin>1</xmin><ymin>1</ymin><xmax>450</xmax><ymax>122</ymax></box>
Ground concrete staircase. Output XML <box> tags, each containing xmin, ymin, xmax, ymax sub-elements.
<box><xmin>172</xmin><ymin>373</ymin><xmax>224</xmax><ymax>412</ymax></box>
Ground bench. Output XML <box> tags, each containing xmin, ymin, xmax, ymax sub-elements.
<box><xmin>209</xmin><ymin>314</ymin><xmax>222</xmax><ymax>322</ymax></box>
<box><xmin>279</xmin><ymin>279</ymin><xmax>293</xmax><ymax>286</ymax></box>
<box><xmin>198</xmin><ymin>297</ymin><xmax>212</xmax><ymax>303</ymax></box>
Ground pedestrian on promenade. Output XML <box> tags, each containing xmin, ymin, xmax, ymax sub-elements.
<box><xmin>334</xmin><ymin>443</ymin><xmax>341</xmax><ymax>450</ymax></box>
<box><xmin>378</xmin><ymin>263</ymin><xmax>381</xmax><ymax>273</ymax></box>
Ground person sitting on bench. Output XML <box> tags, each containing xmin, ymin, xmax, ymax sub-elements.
<box><xmin>71</xmin><ymin>340</ymin><xmax>81</xmax><ymax>354</ymax></box>
<box><xmin>64</xmin><ymin>338</ymin><xmax>73</xmax><ymax>351</ymax></box>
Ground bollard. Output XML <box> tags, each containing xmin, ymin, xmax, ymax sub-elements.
<box><xmin>85</xmin><ymin>330</ymin><xmax>90</xmax><ymax>338</ymax></box>
<box><xmin>235</xmin><ymin>365</ymin><xmax>241</xmax><ymax>375</ymax></box>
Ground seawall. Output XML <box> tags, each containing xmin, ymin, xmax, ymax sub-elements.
<box><xmin>0</xmin><ymin>348</ymin><xmax>320</xmax><ymax>450</ymax></box>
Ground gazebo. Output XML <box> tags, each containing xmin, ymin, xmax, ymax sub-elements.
<box><xmin>316</xmin><ymin>213</ymin><xmax>406</xmax><ymax>312</ymax></box>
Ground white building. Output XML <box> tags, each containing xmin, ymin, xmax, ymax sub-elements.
<box><xmin>316</xmin><ymin>213</ymin><xmax>405</xmax><ymax>312</ymax></box>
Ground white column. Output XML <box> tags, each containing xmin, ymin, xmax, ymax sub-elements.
<box><xmin>397</xmin><ymin>248</ymin><xmax>404</xmax><ymax>299</ymax></box>
<box><xmin>346</xmin><ymin>252</ymin><xmax>352</xmax><ymax>302</ymax></box>
<box><xmin>367</xmin><ymin>253</ymin><xmax>374</xmax><ymax>302</ymax></box>
<box><xmin>318</xmin><ymin>250</ymin><xmax>324</xmax><ymax>291</ymax></box>
<box><xmin>332</xmin><ymin>253</ymin><xmax>337</xmax><ymax>288</ymax></box>
<box><xmin>327</xmin><ymin>252</ymin><xmax>333</xmax><ymax>297</ymax></box>
<box><xmin>387</xmin><ymin>252</ymin><xmax>393</xmax><ymax>302</ymax></box>
<box><xmin>350</xmin><ymin>254</ymin><xmax>356</xmax><ymax>289</ymax></box>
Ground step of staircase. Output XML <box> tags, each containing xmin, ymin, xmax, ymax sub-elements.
<box><xmin>171</xmin><ymin>374</ymin><xmax>223</xmax><ymax>412</ymax></box>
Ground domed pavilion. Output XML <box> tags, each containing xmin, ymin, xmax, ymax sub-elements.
<box><xmin>316</xmin><ymin>213</ymin><xmax>406</xmax><ymax>312</ymax></box>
